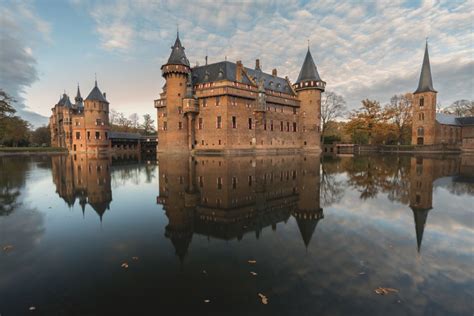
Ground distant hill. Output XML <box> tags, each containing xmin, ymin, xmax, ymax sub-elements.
<box><xmin>17</xmin><ymin>108</ymin><xmax>49</xmax><ymax>128</ymax></box>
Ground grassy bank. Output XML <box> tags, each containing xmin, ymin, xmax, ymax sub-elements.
<box><xmin>0</xmin><ymin>147</ymin><xmax>67</xmax><ymax>153</ymax></box>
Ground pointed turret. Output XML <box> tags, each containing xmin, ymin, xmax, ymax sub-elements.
<box><xmin>295</xmin><ymin>48</ymin><xmax>325</xmax><ymax>91</ymax></box>
<box><xmin>293</xmin><ymin>209</ymin><xmax>323</xmax><ymax>248</ymax></box>
<box><xmin>166</xmin><ymin>31</ymin><xmax>189</xmax><ymax>67</ymax></box>
<box><xmin>414</xmin><ymin>41</ymin><xmax>436</xmax><ymax>94</ymax></box>
<box><xmin>85</xmin><ymin>80</ymin><xmax>108</xmax><ymax>103</ymax></box>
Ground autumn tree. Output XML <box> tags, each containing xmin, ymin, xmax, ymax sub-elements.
<box><xmin>321</xmin><ymin>91</ymin><xmax>346</xmax><ymax>143</ymax></box>
<box><xmin>384</xmin><ymin>94</ymin><xmax>413</xmax><ymax>145</ymax></box>
<box><xmin>346</xmin><ymin>99</ymin><xmax>384</xmax><ymax>145</ymax></box>
<box><xmin>0</xmin><ymin>89</ymin><xmax>30</xmax><ymax>147</ymax></box>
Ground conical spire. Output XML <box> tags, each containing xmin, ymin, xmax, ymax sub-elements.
<box><xmin>85</xmin><ymin>78</ymin><xmax>108</xmax><ymax>103</ymax></box>
<box><xmin>414</xmin><ymin>41</ymin><xmax>436</xmax><ymax>94</ymax></box>
<box><xmin>296</xmin><ymin>47</ymin><xmax>322</xmax><ymax>83</ymax></box>
<box><xmin>75</xmin><ymin>84</ymin><xmax>83</xmax><ymax>104</ymax></box>
<box><xmin>412</xmin><ymin>208</ymin><xmax>431</xmax><ymax>253</ymax></box>
<box><xmin>293</xmin><ymin>209</ymin><xmax>323</xmax><ymax>248</ymax></box>
<box><xmin>166</xmin><ymin>31</ymin><xmax>190</xmax><ymax>66</ymax></box>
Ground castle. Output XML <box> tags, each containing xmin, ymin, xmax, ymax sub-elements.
<box><xmin>154</xmin><ymin>32</ymin><xmax>325</xmax><ymax>154</ymax></box>
<box><xmin>50</xmin><ymin>81</ymin><xmax>111</xmax><ymax>153</ymax></box>
<box><xmin>411</xmin><ymin>42</ymin><xmax>474</xmax><ymax>151</ymax></box>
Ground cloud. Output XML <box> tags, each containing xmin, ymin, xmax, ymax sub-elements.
<box><xmin>0</xmin><ymin>2</ymin><xmax>50</xmax><ymax>126</ymax></box>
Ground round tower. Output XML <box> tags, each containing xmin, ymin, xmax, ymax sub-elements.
<box><xmin>294</xmin><ymin>47</ymin><xmax>326</xmax><ymax>152</ymax></box>
<box><xmin>160</xmin><ymin>31</ymin><xmax>191</xmax><ymax>152</ymax></box>
<box><xmin>83</xmin><ymin>80</ymin><xmax>110</xmax><ymax>153</ymax></box>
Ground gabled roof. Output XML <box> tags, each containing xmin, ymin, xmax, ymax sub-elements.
<box><xmin>108</xmin><ymin>132</ymin><xmax>142</xmax><ymax>140</ymax></box>
<box><xmin>296</xmin><ymin>48</ymin><xmax>322</xmax><ymax>83</ymax></box>
<box><xmin>85</xmin><ymin>80</ymin><xmax>109</xmax><ymax>103</ymax></box>
<box><xmin>414</xmin><ymin>42</ymin><xmax>436</xmax><ymax>94</ymax></box>
<box><xmin>166</xmin><ymin>32</ymin><xmax>189</xmax><ymax>67</ymax></box>
<box><xmin>58</xmin><ymin>93</ymin><xmax>72</xmax><ymax>107</ymax></box>
<box><xmin>436</xmin><ymin>113</ymin><xmax>458</xmax><ymax>125</ymax></box>
<box><xmin>191</xmin><ymin>61</ymin><xmax>293</xmax><ymax>94</ymax></box>
<box><xmin>456</xmin><ymin>116</ymin><xmax>474</xmax><ymax>126</ymax></box>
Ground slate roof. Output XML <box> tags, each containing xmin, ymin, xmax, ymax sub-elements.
<box><xmin>191</xmin><ymin>61</ymin><xmax>293</xmax><ymax>94</ymax></box>
<box><xmin>436</xmin><ymin>113</ymin><xmax>458</xmax><ymax>125</ymax></box>
<box><xmin>85</xmin><ymin>81</ymin><xmax>109</xmax><ymax>103</ymax></box>
<box><xmin>58</xmin><ymin>93</ymin><xmax>72</xmax><ymax>107</ymax></box>
<box><xmin>166</xmin><ymin>32</ymin><xmax>190</xmax><ymax>67</ymax></box>
<box><xmin>456</xmin><ymin>116</ymin><xmax>474</xmax><ymax>126</ymax></box>
<box><xmin>296</xmin><ymin>48</ymin><xmax>322</xmax><ymax>83</ymax></box>
<box><xmin>108</xmin><ymin>132</ymin><xmax>142</xmax><ymax>140</ymax></box>
<box><xmin>436</xmin><ymin>113</ymin><xmax>474</xmax><ymax>126</ymax></box>
<box><xmin>414</xmin><ymin>42</ymin><xmax>436</xmax><ymax>94</ymax></box>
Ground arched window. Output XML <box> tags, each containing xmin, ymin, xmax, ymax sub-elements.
<box><xmin>417</xmin><ymin>127</ymin><xmax>424</xmax><ymax>136</ymax></box>
<box><xmin>419</xmin><ymin>97</ymin><xmax>424</xmax><ymax>107</ymax></box>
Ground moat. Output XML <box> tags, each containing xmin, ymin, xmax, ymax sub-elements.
<box><xmin>0</xmin><ymin>154</ymin><xmax>473</xmax><ymax>315</ymax></box>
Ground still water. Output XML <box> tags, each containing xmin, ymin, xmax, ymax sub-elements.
<box><xmin>0</xmin><ymin>153</ymin><xmax>473</xmax><ymax>315</ymax></box>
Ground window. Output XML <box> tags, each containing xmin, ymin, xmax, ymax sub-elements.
<box><xmin>232</xmin><ymin>116</ymin><xmax>237</xmax><ymax>128</ymax></box>
<box><xmin>198</xmin><ymin>118</ymin><xmax>203</xmax><ymax>129</ymax></box>
<box><xmin>280</xmin><ymin>121</ymin><xmax>283</xmax><ymax>131</ymax></box>
<box><xmin>75</xmin><ymin>120</ymin><xmax>80</xmax><ymax>126</ymax></box>
<box><xmin>293</xmin><ymin>122</ymin><xmax>297</xmax><ymax>132</ymax></box>
<box><xmin>231</xmin><ymin>97</ymin><xmax>236</xmax><ymax>106</ymax></box>
<box><xmin>419</xmin><ymin>97</ymin><xmax>424</xmax><ymax>107</ymax></box>
<box><xmin>232</xmin><ymin>177</ymin><xmax>237</xmax><ymax>189</ymax></box>
<box><xmin>163</xmin><ymin>121</ymin><xmax>167</xmax><ymax>131</ymax></box>
<box><xmin>217</xmin><ymin>177</ymin><xmax>223</xmax><ymax>190</ymax></box>
<box><xmin>202</xmin><ymin>99</ymin><xmax>207</xmax><ymax>107</ymax></box>
<box><xmin>270</xmin><ymin>120</ymin><xmax>274</xmax><ymax>131</ymax></box>
<box><xmin>248</xmin><ymin>175</ymin><xmax>253</xmax><ymax>186</ymax></box>
<box><xmin>417</xmin><ymin>127</ymin><xmax>424</xmax><ymax>136</ymax></box>
<box><xmin>178</xmin><ymin>121</ymin><xmax>183</xmax><ymax>130</ymax></box>
<box><xmin>87</xmin><ymin>131</ymin><xmax>91</xmax><ymax>140</ymax></box>
<box><xmin>178</xmin><ymin>107</ymin><xmax>183</xmax><ymax>114</ymax></box>
<box><xmin>217</xmin><ymin>116</ymin><xmax>222</xmax><ymax>129</ymax></box>
<box><xmin>286</xmin><ymin>121</ymin><xmax>290</xmax><ymax>132</ymax></box>
<box><xmin>216</xmin><ymin>97</ymin><xmax>220</xmax><ymax>106</ymax></box>
<box><xmin>75</xmin><ymin>132</ymin><xmax>80</xmax><ymax>140</ymax></box>
<box><xmin>419</xmin><ymin>112</ymin><xmax>424</xmax><ymax>121</ymax></box>
<box><xmin>199</xmin><ymin>176</ymin><xmax>203</xmax><ymax>187</ymax></box>
<box><xmin>248</xmin><ymin>118</ymin><xmax>253</xmax><ymax>130</ymax></box>
<box><xmin>105</xmin><ymin>132</ymin><xmax>108</xmax><ymax>139</ymax></box>
<box><xmin>264</xmin><ymin>119</ymin><xmax>267</xmax><ymax>130</ymax></box>
<box><xmin>96</xmin><ymin>118</ymin><xmax>102</xmax><ymax>126</ymax></box>
<box><xmin>293</xmin><ymin>108</ymin><xmax>296</xmax><ymax>114</ymax></box>
<box><xmin>95</xmin><ymin>131</ymin><xmax>100</xmax><ymax>140</ymax></box>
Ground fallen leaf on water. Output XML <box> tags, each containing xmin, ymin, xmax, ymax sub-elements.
<box><xmin>202</xmin><ymin>270</ymin><xmax>207</xmax><ymax>274</ymax></box>
<box><xmin>248</xmin><ymin>260</ymin><xmax>257</xmax><ymax>264</ymax></box>
<box><xmin>258</xmin><ymin>293</ymin><xmax>268</xmax><ymax>305</ymax></box>
<box><xmin>204</xmin><ymin>299</ymin><xmax>210</xmax><ymax>303</ymax></box>
<box><xmin>132</xmin><ymin>256</ymin><xmax>139</xmax><ymax>261</ymax></box>
<box><xmin>375</xmin><ymin>287</ymin><xmax>399</xmax><ymax>295</ymax></box>
<box><xmin>250</xmin><ymin>271</ymin><xmax>258</xmax><ymax>276</ymax></box>
<box><xmin>3</xmin><ymin>245</ymin><xmax>13</xmax><ymax>252</ymax></box>
<box><xmin>359</xmin><ymin>272</ymin><xmax>366</xmax><ymax>275</ymax></box>
<box><xmin>29</xmin><ymin>306</ymin><xmax>36</xmax><ymax>311</ymax></box>
<box><xmin>121</xmin><ymin>263</ymin><xmax>129</xmax><ymax>269</ymax></box>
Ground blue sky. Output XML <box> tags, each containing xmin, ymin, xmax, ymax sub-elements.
<box><xmin>1</xmin><ymin>0</ymin><xmax>473</xmax><ymax>126</ymax></box>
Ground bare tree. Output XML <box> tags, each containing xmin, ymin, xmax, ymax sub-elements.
<box><xmin>129</xmin><ymin>113</ymin><xmax>140</xmax><ymax>129</ymax></box>
<box><xmin>321</xmin><ymin>91</ymin><xmax>346</xmax><ymax>143</ymax></box>
<box><xmin>443</xmin><ymin>100</ymin><xmax>474</xmax><ymax>117</ymax></box>
<box><xmin>384</xmin><ymin>93</ymin><xmax>412</xmax><ymax>145</ymax></box>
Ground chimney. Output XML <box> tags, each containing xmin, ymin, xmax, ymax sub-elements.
<box><xmin>103</xmin><ymin>92</ymin><xmax>106</xmax><ymax>98</ymax></box>
<box><xmin>272</xmin><ymin>68</ymin><xmax>277</xmax><ymax>76</ymax></box>
<box><xmin>236</xmin><ymin>60</ymin><xmax>243</xmax><ymax>82</ymax></box>
<box><xmin>255</xmin><ymin>59</ymin><xmax>261</xmax><ymax>71</ymax></box>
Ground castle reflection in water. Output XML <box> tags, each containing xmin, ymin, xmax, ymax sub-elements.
<box><xmin>50</xmin><ymin>153</ymin><xmax>473</xmax><ymax>260</ymax></box>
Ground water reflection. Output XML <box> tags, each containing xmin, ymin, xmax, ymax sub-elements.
<box><xmin>157</xmin><ymin>155</ymin><xmax>323</xmax><ymax>261</ymax></box>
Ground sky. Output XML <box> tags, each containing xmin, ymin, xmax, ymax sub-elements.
<box><xmin>1</xmin><ymin>0</ymin><xmax>473</xmax><ymax>127</ymax></box>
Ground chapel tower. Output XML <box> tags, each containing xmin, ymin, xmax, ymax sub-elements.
<box><xmin>412</xmin><ymin>41</ymin><xmax>437</xmax><ymax>145</ymax></box>
<box><xmin>83</xmin><ymin>80</ymin><xmax>110</xmax><ymax>153</ymax></box>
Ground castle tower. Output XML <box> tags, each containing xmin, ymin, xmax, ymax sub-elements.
<box><xmin>293</xmin><ymin>47</ymin><xmax>326</xmax><ymax>152</ymax></box>
<box><xmin>412</xmin><ymin>41</ymin><xmax>437</xmax><ymax>145</ymax></box>
<box><xmin>159</xmin><ymin>32</ymin><xmax>191</xmax><ymax>152</ymax></box>
<box><xmin>292</xmin><ymin>156</ymin><xmax>323</xmax><ymax>248</ymax></box>
<box><xmin>83</xmin><ymin>80</ymin><xmax>110</xmax><ymax>153</ymax></box>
